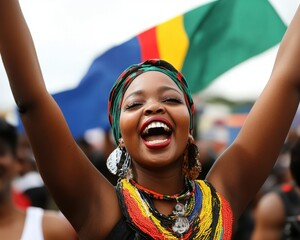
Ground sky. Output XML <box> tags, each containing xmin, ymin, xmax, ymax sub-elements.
<box><xmin>0</xmin><ymin>0</ymin><xmax>299</xmax><ymax>112</ymax></box>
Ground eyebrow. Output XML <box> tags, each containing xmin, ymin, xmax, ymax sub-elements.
<box><xmin>123</xmin><ymin>86</ymin><xmax>183</xmax><ymax>101</ymax></box>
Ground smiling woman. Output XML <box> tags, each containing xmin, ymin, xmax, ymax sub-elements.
<box><xmin>1</xmin><ymin>0</ymin><xmax>300</xmax><ymax>239</ymax></box>
<box><xmin>106</xmin><ymin>59</ymin><xmax>229</xmax><ymax>239</ymax></box>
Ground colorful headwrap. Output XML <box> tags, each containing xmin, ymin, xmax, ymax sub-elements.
<box><xmin>108</xmin><ymin>59</ymin><xmax>194</xmax><ymax>144</ymax></box>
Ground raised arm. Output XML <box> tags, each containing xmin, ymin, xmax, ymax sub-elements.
<box><xmin>0</xmin><ymin>1</ymin><xmax>120</xmax><ymax>238</ymax></box>
<box><xmin>208</xmin><ymin>6</ymin><xmax>300</xmax><ymax>221</ymax></box>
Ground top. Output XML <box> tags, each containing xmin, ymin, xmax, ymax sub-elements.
<box><xmin>20</xmin><ymin>207</ymin><xmax>44</xmax><ymax>240</ymax></box>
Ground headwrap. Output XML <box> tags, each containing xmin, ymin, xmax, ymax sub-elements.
<box><xmin>108</xmin><ymin>59</ymin><xmax>194</xmax><ymax>144</ymax></box>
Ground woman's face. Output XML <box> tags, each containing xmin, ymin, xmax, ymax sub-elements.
<box><xmin>119</xmin><ymin>71</ymin><xmax>190</xmax><ymax>171</ymax></box>
<box><xmin>0</xmin><ymin>141</ymin><xmax>19</xmax><ymax>195</ymax></box>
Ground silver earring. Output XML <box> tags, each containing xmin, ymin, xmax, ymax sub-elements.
<box><xmin>107</xmin><ymin>146</ymin><xmax>132</xmax><ymax>179</ymax></box>
<box><xmin>106</xmin><ymin>147</ymin><xmax>122</xmax><ymax>175</ymax></box>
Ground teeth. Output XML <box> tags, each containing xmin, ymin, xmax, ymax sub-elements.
<box><xmin>147</xmin><ymin>139</ymin><xmax>168</xmax><ymax>144</ymax></box>
<box><xmin>143</xmin><ymin>121</ymin><xmax>170</xmax><ymax>135</ymax></box>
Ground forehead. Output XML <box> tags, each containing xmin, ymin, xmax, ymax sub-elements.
<box><xmin>124</xmin><ymin>71</ymin><xmax>182</xmax><ymax>97</ymax></box>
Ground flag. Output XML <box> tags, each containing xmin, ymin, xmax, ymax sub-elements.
<box><xmin>49</xmin><ymin>0</ymin><xmax>286</xmax><ymax>139</ymax></box>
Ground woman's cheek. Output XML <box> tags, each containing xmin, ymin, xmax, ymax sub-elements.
<box><xmin>175</xmin><ymin>107</ymin><xmax>190</xmax><ymax>131</ymax></box>
<box><xmin>119</xmin><ymin>112</ymin><xmax>138</xmax><ymax>140</ymax></box>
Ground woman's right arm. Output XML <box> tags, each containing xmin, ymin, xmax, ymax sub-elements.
<box><xmin>0</xmin><ymin>1</ymin><xmax>121</xmax><ymax>238</ymax></box>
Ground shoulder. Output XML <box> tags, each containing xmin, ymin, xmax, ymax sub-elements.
<box><xmin>255</xmin><ymin>191</ymin><xmax>285</xmax><ymax>227</ymax></box>
<box><xmin>252</xmin><ymin>191</ymin><xmax>286</xmax><ymax>240</ymax></box>
<box><xmin>42</xmin><ymin>210</ymin><xmax>77</xmax><ymax>240</ymax></box>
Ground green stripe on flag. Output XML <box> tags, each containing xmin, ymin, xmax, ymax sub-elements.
<box><xmin>182</xmin><ymin>0</ymin><xmax>287</xmax><ymax>93</ymax></box>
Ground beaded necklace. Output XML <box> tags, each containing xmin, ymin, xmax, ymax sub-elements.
<box><xmin>129</xmin><ymin>178</ymin><xmax>194</xmax><ymax>201</ymax></box>
<box><xmin>129</xmin><ymin>178</ymin><xmax>195</xmax><ymax>235</ymax></box>
<box><xmin>116</xmin><ymin>178</ymin><xmax>233</xmax><ymax>239</ymax></box>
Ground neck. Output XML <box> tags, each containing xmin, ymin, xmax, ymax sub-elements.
<box><xmin>0</xmin><ymin>197</ymin><xmax>22</xmax><ymax>223</ymax></box>
<box><xmin>133</xmin><ymin>169</ymin><xmax>185</xmax><ymax>196</ymax></box>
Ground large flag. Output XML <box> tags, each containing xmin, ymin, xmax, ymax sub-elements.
<box><xmin>50</xmin><ymin>0</ymin><xmax>286</xmax><ymax>139</ymax></box>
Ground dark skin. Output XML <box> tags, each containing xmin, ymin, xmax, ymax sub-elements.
<box><xmin>1</xmin><ymin>1</ymin><xmax>300</xmax><ymax>239</ymax></box>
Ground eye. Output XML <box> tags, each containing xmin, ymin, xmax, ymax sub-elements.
<box><xmin>162</xmin><ymin>97</ymin><xmax>183</xmax><ymax>104</ymax></box>
<box><xmin>123</xmin><ymin>101</ymin><xmax>143</xmax><ymax>111</ymax></box>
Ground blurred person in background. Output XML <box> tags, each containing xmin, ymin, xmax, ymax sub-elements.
<box><xmin>0</xmin><ymin>118</ymin><xmax>77</xmax><ymax>239</ymax></box>
<box><xmin>252</xmin><ymin>134</ymin><xmax>300</xmax><ymax>240</ymax></box>
<box><xmin>13</xmin><ymin>133</ymin><xmax>50</xmax><ymax>209</ymax></box>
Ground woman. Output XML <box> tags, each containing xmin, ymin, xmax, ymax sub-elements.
<box><xmin>0</xmin><ymin>118</ymin><xmax>77</xmax><ymax>240</ymax></box>
<box><xmin>1</xmin><ymin>1</ymin><xmax>300</xmax><ymax>239</ymax></box>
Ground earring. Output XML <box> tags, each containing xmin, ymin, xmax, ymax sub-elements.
<box><xmin>106</xmin><ymin>138</ymin><xmax>132</xmax><ymax>179</ymax></box>
<box><xmin>183</xmin><ymin>134</ymin><xmax>201</xmax><ymax>180</ymax></box>
<box><xmin>117</xmin><ymin>147</ymin><xmax>132</xmax><ymax>179</ymax></box>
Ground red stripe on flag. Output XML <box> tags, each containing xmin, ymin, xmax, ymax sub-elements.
<box><xmin>137</xmin><ymin>27</ymin><xmax>160</xmax><ymax>61</ymax></box>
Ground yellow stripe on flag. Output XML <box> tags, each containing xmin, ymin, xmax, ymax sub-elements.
<box><xmin>156</xmin><ymin>15</ymin><xmax>189</xmax><ymax>70</ymax></box>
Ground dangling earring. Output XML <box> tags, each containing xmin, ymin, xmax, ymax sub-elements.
<box><xmin>106</xmin><ymin>138</ymin><xmax>132</xmax><ymax>180</ymax></box>
<box><xmin>183</xmin><ymin>134</ymin><xmax>201</xmax><ymax>180</ymax></box>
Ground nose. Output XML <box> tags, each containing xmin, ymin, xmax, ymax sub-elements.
<box><xmin>144</xmin><ymin>101</ymin><xmax>165</xmax><ymax>115</ymax></box>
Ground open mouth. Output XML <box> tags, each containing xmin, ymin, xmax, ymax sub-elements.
<box><xmin>141</xmin><ymin>121</ymin><xmax>172</xmax><ymax>144</ymax></box>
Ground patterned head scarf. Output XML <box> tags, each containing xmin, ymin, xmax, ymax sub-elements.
<box><xmin>108</xmin><ymin>59</ymin><xmax>194</xmax><ymax>144</ymax></box>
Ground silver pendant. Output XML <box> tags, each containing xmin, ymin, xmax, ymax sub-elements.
<box><xmin>172</xmin><ymin>202</ymin><xmax>190</xmax><ymax>235</ymax></box>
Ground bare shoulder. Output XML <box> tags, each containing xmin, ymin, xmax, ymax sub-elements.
<box><xmin>252</xmin><ymin>191</ymin><xmax>285</xmax><ymax>240</ymax></box>
<box><xmin>255</xmin><ymin>191</ymin><xmax>285</xmax><ymax>223</ymax></box>
<box><xmin>42</xmin><ymin>210</ymin><xmax>78</xmax><ymax>240</ymax></box>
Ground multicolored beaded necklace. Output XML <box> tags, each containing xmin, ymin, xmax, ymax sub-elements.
<box><xmin>129</xmin><ymin>178</ymin><xmax>195</xmax><ymax>235</ymax></box>
<box><xmin>116</xmin><ymin>178</ymin><xmax>233</xmax><ymax>239</ymax></box>
<box><xmin>129</xmin><ymin>178</ymin><xmax>194</xmax><ymax>201</ymax></box>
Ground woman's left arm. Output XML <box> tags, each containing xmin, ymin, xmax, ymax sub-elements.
<box><xmin>207</xmin><ymin>6</ymin><xmax>300</xmax><ymax>220</ymax></box>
